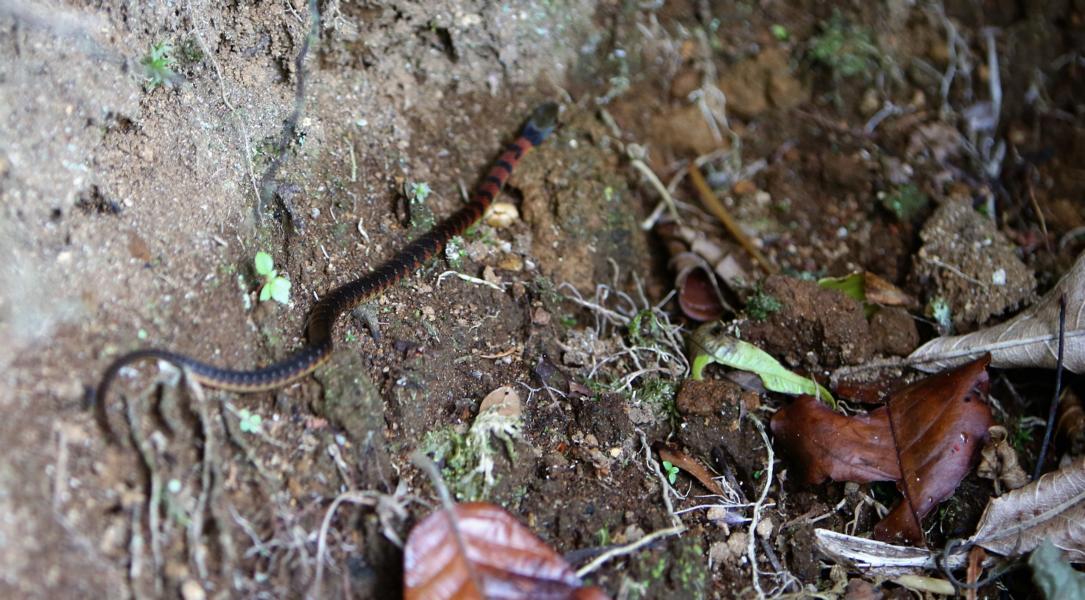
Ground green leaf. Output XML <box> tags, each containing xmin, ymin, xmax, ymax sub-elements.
<box><xmin>254</xmin><ymin>251</ymin><xmax>274</xmax><ymax>276</ymax></box>
<box><xmin>662</xmin><ymin>461</ymin><xmax>677</xmax><ymax>484</ymax></box>
<box><xmin>268</xmin><ymin>276</ymin><xmax>291</xmax><ymax>304</ymax></box>
<box><xmin>1030</xmin><ymin>540</ymin><xmax>1085</xmax><ymax>600</ymax></box>
<box><xmin>689</xmin><ymin>323</ymin><xmax>835</xmax><ymax>406</ymax></box>
<box><xmin>817</xmin><ymin>273</ymin><xmax>866</xmax><ymax>303</ymax></box>
<box><xmin>259</xmin><ymin>284</ymin><xmax>272</xmax><ymax>302</ymax></box>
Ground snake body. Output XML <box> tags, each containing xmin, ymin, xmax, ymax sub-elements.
<box><xmin>96</xmin><ymin>103</ymin><xmax>558</xmax><ymax>406</ymax></box>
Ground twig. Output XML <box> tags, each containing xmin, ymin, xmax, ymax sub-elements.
<box><xmin>311</xmin><ymin>490</ymin><xmax>381</xmax><ymax>598</ymax></box>
<box><xmin>747</xmin><ymin>415</ymin><xmax>774</xmax><ymax>600</ymax></box>
<box><xmin>125</xmin><ymin>385</ymin><xmax>164</xmax><ymax>597</ymax></box>
<box><xmin>687</xmin><ymin>163</ymin><xmax>777</xmax><ymax>274</ymax></box>
<box><xmin>256</xmin><ymin>0</ymin><xmax>320</xmax><ymax>219</ymax></box>
<box><xmin>1033</xmin><ymin>295</ymin><xmax>1067</xmax><ymax>480</ymax></box>
<box><xmin>574</xmin><ymin>525</ymin><xmax>685</xmax><ymax>578</ymax></box>
<box><xmin>633</xmin><ymin>157</ymin><xmax>682</xmax><ymax>230</ymax></box>
<box><xmin>921</xmin><ymin>255</ymin><xmax>988</xmax><ymax>288</ymax></box>
<box><xmin>436</xmin><ymin>270</ymin><xmax>505</xmax><ymax>292</ymax></box>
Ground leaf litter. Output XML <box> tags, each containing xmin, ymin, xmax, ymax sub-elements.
<box><xmin>772</xmin><ymin>355</ymin><xmax>993</xmax><ymax>546</ymax></box>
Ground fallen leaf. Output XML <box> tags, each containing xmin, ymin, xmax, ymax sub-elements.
<box><xmin>909</xmin><ymin>251</ymin><xmax>1085</xmax><ymax>373</ymax></box>
<box><xmin>1056</xmin><ymin>388</ymin><xmax>1085</xmax><ymax>456</ymax></box>
<box><xmin>813</xmin><ymin>529</ymin><xmax>970</xmax><ymax>576</ymax></box>
<box><xmin>970</xmin><ymin>456</ymin><xmax>1085</xmax><ymax>561</ymax></box>
<box><xmin>1030</xmin><ymin>540</ymin><xmax>1085</xmax><ymax>598</ymax></box>
<box><xmin>772</xmin><ymin>356</ymin><xmax>993</xmax><ymax>545</ymax></box>
<box><xmin>403</xmin><ymin>502</ymin><xmax>609</xmax><ymax>600</ymax></box>
<box><xmin>690</xmin><ymin>322</ymin><xmax>835</xmax><ymax>405</ymax></box>
<box><xmin>657</xmin><ymin>445</ymin><xmax>726</xmax><ymax>496</ymax></box>
<box><xmin>976</xmin><ymin>425</ymin><xmax>1029</xmax><ymax>493</ymax></box>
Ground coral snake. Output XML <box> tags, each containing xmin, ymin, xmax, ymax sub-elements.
<box><xmin>96</xmin><ymin>103</ymin><xmax>559</xmax><ymax>417</ymax></box>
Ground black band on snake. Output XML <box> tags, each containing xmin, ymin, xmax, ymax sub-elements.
<box><xmin>96</xmin><ymin>103</ymin><xmax>559</xmax><ymax>421</ymax></box>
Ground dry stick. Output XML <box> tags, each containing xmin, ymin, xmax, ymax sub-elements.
<box><xmin>575</xmin><ymin>525</ymin><xmax>686</xmax><ymax>578</ymax></box>
<box><xmin>687</xmin><ymin>164</ymin><xmax>778</xmax><ymax>274</ymax></box>
<box><xmin>747</xmin><ymin>416</ymin><xmax>775</xmax><ymax>600</ymax></box>
<box><xmin>256</xmin><ymin>0</ymin><xmax>320</xmax><ymax>220</ymax></box>
<box><xmin>1033</xmin><ymin>295</ymin><xmax>1067</xmax><ymax>480</ymax></box>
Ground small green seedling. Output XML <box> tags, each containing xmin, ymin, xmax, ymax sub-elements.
<box><xmin>141</xmin><ymin>41</ymin><xmax>177</xmax><ymax>90</ymax></box>
<box><xmin>662</xmin><ymin>460</ymin><xmax>679</xmax><ymax>485</ymax></box>
<box><xmin>238</xmin><ymin>409</ymin><xmax>262</xmax><ymax>434</ymax></box>
<box><xmin>771</xmin><ymin>24</ymin><xmax>790</xmax><ymax>41</ymax></box>
<box><xmin>254</xmin><ymin>251</ymin><xmax>292</xmax><ymax>305</ymax></box>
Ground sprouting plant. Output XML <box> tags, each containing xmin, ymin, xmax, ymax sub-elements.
<box><xmin>254</xmin><ymin>251</ymin><xmax>292</xmax><ymax>305</ymax></box>
<box><xmin>771</xmin><ymin>24</ymin><xmax>790</xmax><ymax>41</ymax></box>
<box><xmin>662</xmin><ymin>460</ymin><xmax>679</xmax><ymax>485</ymax></box>
<box><xmin>808</xmin><ymin>11</ymin><xmax>881</xmax><ymax>81</ymax></box>
<box><xmin>141</xmin><ymin>41</ymin><xmax>177</xmax><ymax>90</ymax></box>
<box><xmin>238</xmin><ymin>409</ymin><xmax>262</xmax><ymax>434</ymax></box>
<box><xmin>746</xmin><ymin>285</ymin><xmax>783</xmax><ymax>321</ymax></box>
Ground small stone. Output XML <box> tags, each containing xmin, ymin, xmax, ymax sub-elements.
<box><xmin>732</xmin><ymin>179</ymin><xmax>757</xmax><ymax>196</ymax></box>
<box><xmin>532</xmin><ymin>307</ymin><xmax>551</xmax><ymax>325</ymax></box>
<box><xmin>756</xmin><ymin>516</ymin><xmax>774</xmax><ymax>539</ymax></box>
<box><xmin>859</xmin><ymin>88</ymin><xmax>881</xmax><ymax>116</ymax></box>
<box><xmin>482</xmin><ymin>265</ymin><xmax>501</xmax><ymax>285</ymax></box>
<box><xmin>485</xmin><ymin>202</ymin><xmax>519</xmax><ymax>228</ymax></box>
<box><xmin>497</xmin><ymin>254</ymin><xmax>523</xmax><ymax>272</ymax></box>
<box><xmin>180</xmin><ymin>579</ymin><xmax>205</xmax><ymax>600</ymax></box>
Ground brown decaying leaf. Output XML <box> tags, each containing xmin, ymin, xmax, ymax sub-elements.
<box><xmin>970</xmin><ymin>456</ymin><xmax>1085</xmax><ymax>562</ymax></box>
<box><xmin>403</xmin><ymin>502</ymin><xmax>610</xmax><ymax>600</ymax></box>
<box><xmin>677</xmin><ymin>265</ymin><xmax>726</xmax><ymax>322</ymax></box>
<box><xmin>657</xmin><ymin>445</ymin><xmax>727</xmax><ymax>496</ymax></box>
<box><xmin>909</xmin><ymin>251</ymin><xmax>1085</xmax><ymax>373</ymax></box>
<box><xmin>977</xmin><ymin>425</ymin><xmax>1029</xmax><ymax>493</ymax></box>
<box><xmin>1056</xmin><ymin>388</ymin><xmax>1085</xmax><ymax>456</ymax></box>
<box><xmin>863</xmin><ymin>272</ymin><xmax>917</xmax><ymax>308</ymax></box>
<box><xmin>772</xmin><ymin>356</ymin><xmax>993</xmax><ymax>546</ymax></box>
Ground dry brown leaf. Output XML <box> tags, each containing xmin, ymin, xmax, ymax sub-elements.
<box><xmin>657</xmin><ymin>445</ymin><xmax>727</xmax><ymax>496</ymax></box>
<box><xmin>403</xmin><ymin>502</ymin><xmax>609</xmax><ymax>600</ymax></box>
<box><xmin>1056</xmin><ymin>388</ymin><xmax>1085</xmax><ymax>456</ymax></box>
<box><xmin>773</xmin><ymin>356</ymin><xmax>993</xmax><ymax>545</ymax></box>
<box><xmin>970</xmin><ymin>456</ymin><xmax>1085</xmax><ymax>562</ymax></box>
<box><xmin>977</xmin><ymin>425</ymin><xmax>1029</xmax><ymax>492</ymax></box>
<box><xmin>909</xmin><ymin>252</ymin><xmax>1085</xmax><ymax>373</ymax></box>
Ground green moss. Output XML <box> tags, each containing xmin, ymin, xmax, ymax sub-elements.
<box><xmin>746</xmin><ymin>286</ymin><xmax>782</xmax><ymax>321</ymax></box>
<box><xmin>879</xmin><ymin>184</ymin><xmax>929</xmax><ymax>221</ymax></box>
<box><xmin>808</xmin><ymin>11</ymin><xmax>881</xmax><ymax>81</ymax></box>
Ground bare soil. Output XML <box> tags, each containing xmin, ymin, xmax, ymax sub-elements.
<box><xmin>2</xmin><ymin>1</ymin><xmax>1083</xmax><ymax>599</ymax></box>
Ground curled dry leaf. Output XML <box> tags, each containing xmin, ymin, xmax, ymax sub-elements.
<box><xmin>970</xmin><ymin>456</ymin><xmax>1085</xmax><ymax>562</ymax></box>
<box><xmin>657</xmin><ymin>221</ymin><xmax>736</xmax><ymax>321</ymax></box>
<box><xmin>1056</xmin><ymin>388</ymin><xmax>1085</xmax><ymax>456</ymax></box>
<box><xmin>977</xmin><ymin>425</ymin><xmax>1029</xmax><ymax>492</ymax></box>
<box><xmin>404</xmin><ymin>502</ymin><xmax>610</xmax><ymax>600</ymax></box>
<box><xmin>909</xmin><ymin>252</ymin><xmax>1085</xmax><ymax>373</ymax></box>
<box><xmin>813</xmin><ymin>529</ymin><xmax>970</xmax><ymax>576</ymax></box>
<box><xmin>772</xmin><ymin>356</ymin><xmax>993</xmax><ymax>545</ymax></box>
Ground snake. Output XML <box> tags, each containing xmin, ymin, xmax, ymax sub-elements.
<box><xmin>96</xmin><ymin>103</ymin><xmax>559</xmax><ymax>414</ymax></box>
